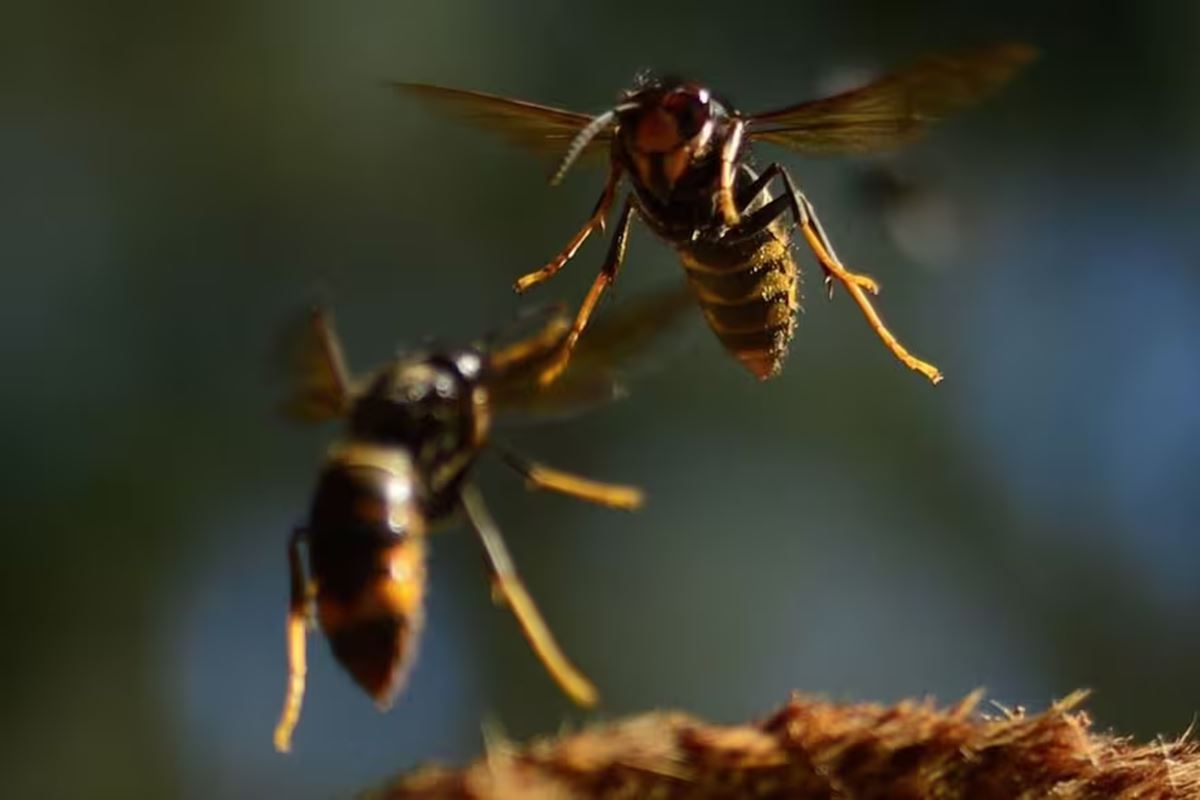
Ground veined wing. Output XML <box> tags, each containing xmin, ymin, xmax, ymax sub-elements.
<box><xmin>749</xmin><ymin>42</ymin><xmax>1036</xmax><ymax>154</ymax></box>
<box><xmin>394</xmin><ymin>82</ymin><xmax>610</xmax><ymax>159</ymax></box>
<box><xmin>486</xmin><ymin>284</ymin><xmax>695</xmax><ymax>419</ymax></box>
<box><xmin>275</xmin><ymin>307</ymin><xmax>354</xmax><ymax>423</ymax></box>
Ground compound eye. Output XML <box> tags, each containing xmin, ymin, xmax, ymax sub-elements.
<box><xmin>665</xmin><ymin>89</ymin><xmax>710</xmax><ymax>138</ymax></box>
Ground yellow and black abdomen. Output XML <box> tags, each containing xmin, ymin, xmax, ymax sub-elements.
<box><xmin>305</xmin><ymin>444</ymin><xmax>428</xmax><ymax>707</ymax></box>
<box><xmin>677</xmin><ymin>222</ymin><xmax>800</xmax><ymax>380</ymax></box>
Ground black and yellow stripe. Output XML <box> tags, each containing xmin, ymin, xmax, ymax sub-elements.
<box><xmin>677</xmin><ymin>225</ymin><xmax>800</xmax><ymax>380</ymax></box>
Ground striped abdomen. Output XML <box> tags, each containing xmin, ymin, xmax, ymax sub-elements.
<box><xmin>306</xmin><ymin>445</ymin><xmax>428</xmax><ymax>707</ymax></box>
<box><xmin>677</xmin><ymin>223</ymin><xmax>800</xmax><ymax>380</ymax></box>
<box><xmin>315</xmin><ymin>534</ymin><xmax>426</xmax><ymax>707</ymax></box>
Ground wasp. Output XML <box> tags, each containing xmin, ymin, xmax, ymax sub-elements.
<box><xmin>397</xmin><ymin>43</ymin><xmax>1035</xmax><ymax>384</ymax></box>
<box><xmin>272</xmin><ymin>290</ymin><xmax>688</xmax><ymax>752</ymax></box>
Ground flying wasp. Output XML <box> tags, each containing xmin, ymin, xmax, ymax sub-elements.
<box><xmin>272</xmin><ymin>289</ymin><xmax>689</xmax><ymax>753</ymax></box>
<box><xmin>396</xmin><ymin>43</ymin><xmax>1035</xmax><ymax>384</ymax></box>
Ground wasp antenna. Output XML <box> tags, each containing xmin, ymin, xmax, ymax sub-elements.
<box><xmin>550</xmin><ymin>109</ymin><xmax>617</xmax><ymax>186</ymax></box>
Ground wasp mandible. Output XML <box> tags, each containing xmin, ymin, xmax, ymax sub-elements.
<box><xmin>397</xmin><ymin>43</ymin><xmax>1035</xmax><ymax>384</ymax></box>
<box><xmin>272</xmin><ymin>290</ymin><xmax>689</xmax><ymax>752</ymax></box>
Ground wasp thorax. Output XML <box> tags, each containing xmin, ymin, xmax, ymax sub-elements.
<box><xmin>350</xmin><ymin>353</ymin><xmax>479</xmax><ymax>456</ymax></box>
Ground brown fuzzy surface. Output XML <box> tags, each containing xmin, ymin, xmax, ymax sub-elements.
<box><xmin>369</xmin><ymin>691</ymin><xmax>1200</xmax><ymax>799</ymax></box>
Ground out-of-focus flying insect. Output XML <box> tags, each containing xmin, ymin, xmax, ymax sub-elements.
<box><xmin>272</xmin><ymin>288</ymin><xmax>691</xmax><ymax>753</ymax></box>
<box><xmin>396</xmin><ymin>43</ymin><xmax>1035</xmax><ymax>384</ymax></box>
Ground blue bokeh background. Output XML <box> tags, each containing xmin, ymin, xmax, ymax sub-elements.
<box><xmin>2</xmin><ymin>2</ymin><xmax>1198</xmax><ymax>797</ymax></box>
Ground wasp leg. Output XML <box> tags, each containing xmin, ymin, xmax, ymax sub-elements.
<box><xmin>515</xmin><ymin>164</ymin><xmax>623</xmax><ymax>294</ymax></box>
<box><xmin>498</xmin><ymin>448</ymin><xmax>644</xmax><ymax>511</ymax></box>
<box><xmin>537</xmin><ymin>196</ymin><xmax>637</xmax><ymax>386</ymax></box>
<box><xmin>487</xmin><ymin>312</ymin><xmax>571</xmax><ymax>375</ymax></box>
<box><xmin>792</xmin><ymin>182</ymin><xmax>880</xmax><ymax>300</ymax></box>
<box><xmin>716</xmin><ymin>118</ymin><xmax>746</xmax><ymax>227</ymax></box>
<box><xmin>730</xmin><ymin>164</ymin><xmax>943</xmax><ymax>385</ymax></box>
<box><xmin>274</xmin><ymin>528</ymin><xmax>311</xmax><ymax>753</ymax></box>
<box><xmin>732</xmin><ymin>163</ymin><xmax>792</xmax><ymax>215</ymax></box>
<box><xmin>730</xmin><ymin>164</ymin><xmax>878</xmax><ymax>296</ymax></box>
<box><xmin>460</xmin><ymin>484</ymin><xmax>599</xmax><ymax>707</ymax></box>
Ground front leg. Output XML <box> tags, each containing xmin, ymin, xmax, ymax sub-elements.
<box><xmin>514</xmin><ymin>163</ymin><xmax>623</xmax><ymax>294</ymax></box>
<box><xmin>715</xmin><ymin>118</ymin><xmax>746</xmax><ymax>227</ymax></box>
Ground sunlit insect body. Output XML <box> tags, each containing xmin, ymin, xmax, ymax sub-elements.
<box><xmin>272</xmin><ymin>296</ymin><xmax>684</xmax><ymax>752</ymax></box>
<box><xmin>297</xmin><ymin>348</ymin><xmax>488</xmax><ymax>712</ymax></box>
<box><xmin>598</xmin><ymin>79</ymin><xmax>798</xmax><ymax>379</ymax></box>
<box><xmin>622</xmin><ymin>145</ymin><xmax>797</xmax><ymax>377</ymax></box>
<box><xmin>397</xmin><ymin>43</ymin><xmax>1036</xmax><ymax>384</ymax></box>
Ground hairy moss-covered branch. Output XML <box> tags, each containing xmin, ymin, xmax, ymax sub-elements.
<box><xmin>371</xmin><ymin>691</ymin><xmax>1199</xmax><ymax>799</ymax></box>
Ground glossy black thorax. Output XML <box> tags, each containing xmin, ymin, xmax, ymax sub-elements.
<box><xmin>340</xmin><ymin>347</ymin><xmax>487</xmax><ymax>520</ymax></box>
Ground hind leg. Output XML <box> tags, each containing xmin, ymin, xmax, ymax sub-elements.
<box><xmin>459</xmin><ymin>485</ymin><xmax>598</xmax><ymax>707</ymax></box>
<box><xmin>273</xmin><ymin>528</ymin><xmax>312</xmax><ymax>753</ymax></box>
<box><xmin>731</xmin><ymin>164</ymin><xmax>879</xmax><ymax>296</ymax></box>
<box><xmin>729</xmin><ymin>164</ymin><xmax>943</xmax><ymax>385</ymax></box>
<box><xmin>497</xmin><ymin>448</ymin><xmax>643</xmax><ymax>510</ymax></box>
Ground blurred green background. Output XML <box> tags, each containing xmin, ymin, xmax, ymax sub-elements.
<box><xmin>3</xmin><ymin>1</ymin><xmax>1199</xmax><ymax>797</ymax></box>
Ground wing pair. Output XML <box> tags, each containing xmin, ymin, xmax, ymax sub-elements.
<box><xmin>279</xmin><ymin>286</ymin><xmax>694</xmax><ymax>424</ymax></box>
<box><xmin>394</xmin><ymin>42</ymin><xmax>1036</xmax><ymax>170</ymax></box>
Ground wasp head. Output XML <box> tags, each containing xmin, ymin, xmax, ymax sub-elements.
<box><xmin>617</xmin><ymin>77</ymin><xmax>725</xmax><ymax>197</ymax></box>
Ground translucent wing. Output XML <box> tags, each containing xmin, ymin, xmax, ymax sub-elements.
<box><xmin>749</xmin><ymin>42</ymin><xmax>1036</xmax><ymax>154</ymax></box>
<box><xmin>480</xmin><ymin>300</ymin><xmax>571</xmax><ymax>364</ymax></box>
<box><xmin>486</xmin><ymin>284</ymin><xmax>695</xmax><ymax>419</ymax></box>
<box><xmin>394</xmin><ymin>82</ymin><xmax>610</xmax><ymax>159</ymax></box>
<box><xmin>275</xmin><ymin>307</ymin><xmax>353</xmax><ymax>422</ymax></box>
